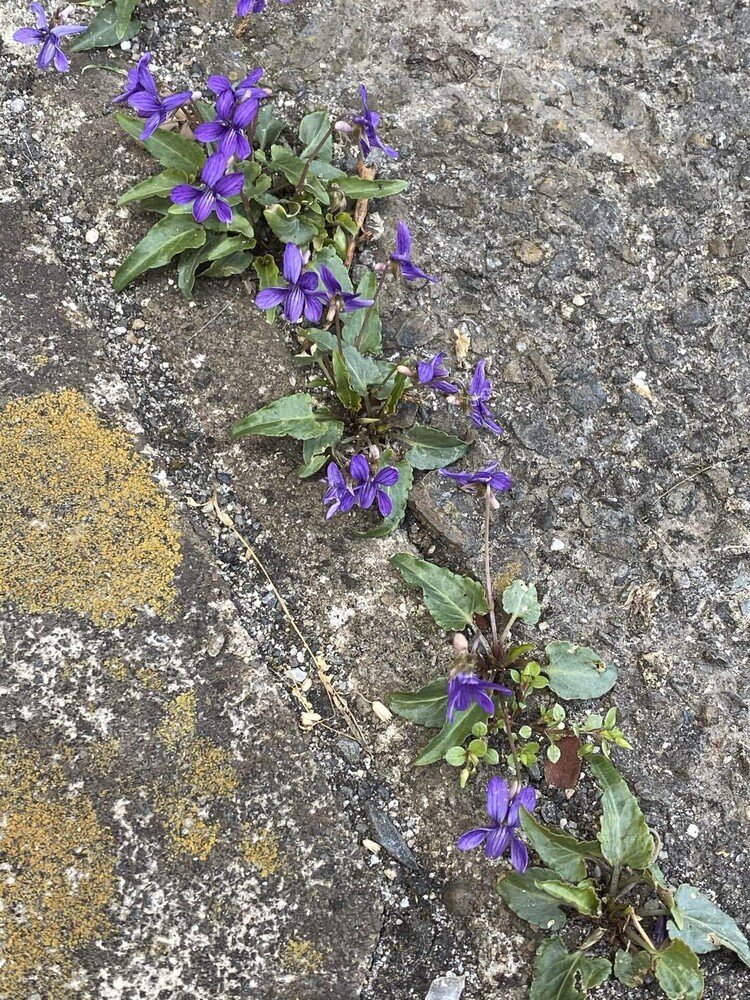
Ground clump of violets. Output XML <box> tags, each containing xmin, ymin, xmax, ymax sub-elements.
<box><xmin>256</xmin><ymin>244</ymin><xmax>325</xmax><ymax>324</ymax></box>
<box><xmin>440</xmin><ymin>463</ymin><xmax>512</xmax><ymax>495</ymax></box>
<box><xmin>457</xmin><ymin>775</ymin><xmax>536</xmax><ymax>872</ymax></box>
<box><xmin>447</xmin><ymin>672</ymin><xmax>511</xmax><ymax>721</ymax></box>
<box><xmin>416</xmin><ymin>353</ymin><xmax>459</xmax><ymax>395</ymax></box>
<box><xmin>13</xmin><ymin>3</ymin><xmax>86</xmax><ymax>73</ymax></box>
<box><xmin>195</xmin><ymin>70</ymin><xmax>268</xmax><ymax>160</ymax></box>
<box><xmin>390</xmin><ymin>222</ymin><xmax>437</xmax><ymax>284</ymax></box>
<box><xmin>467</xmin><ymin>359</ymin><xmax>503</xmax><ymax>434</ymax></box>
<box><xmin>113</xmin><ymin>51</ymin><xmax>193</xmax><ymax>141</ymax></box>
<box><xmin>323</xmin><ymin>456</ymin><xmax>400</xmax><ymax>520</ymax></box>
<box><xmin>170</xmin><ymin>153</ymin><xmax>244</xmax><ymax>224</ymax></box>
<box><xmin>352</xmin><ymin>85</ymin><xmax>398</xmax><ymax>160</ymax></box>
<box><xmin>236</xmin><ymin>0</ymin><xmax>291</xmax><ymax>15</ymax></box>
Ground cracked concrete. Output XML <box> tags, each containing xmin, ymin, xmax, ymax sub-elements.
<box><xmin>2</xmin><ymin>0</ymin><xmax>750</xmax><ymax>997</ymax></box>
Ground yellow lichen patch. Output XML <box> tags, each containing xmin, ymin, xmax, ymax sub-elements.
<box><xmin>157</xmin><ymin>690</ymin><xmax>197</xmax><ymax>750</ymax></box>
<box><xmin>283</xmin><ymin>939</ymin><xmax>324</xmax><ymax>975</ymax></box>
<box><xmin>0</xmin><ymin>388</ymin><xmax>181</xmax><ymax>628</ymax></box>
<box><xmin>87</xmin><ymin>738</ymin><xmax>121</xmax><ymax>776</ymax></box>
<box><xmin>136</xmin><ymin>666</ymin><xmax>164</xmax><ymax>691</ymax></box>
<box><xmin>181</xmin><ymin>736</ymin><xmax>239</xmax><ymax>798</ymax></box>
<box><xmin>156</xmin><ymin>792</ymin><xmax>220</xmax><ymax>861</ymax></box>
<box><xmin>241</xmin><ymin>825</ymin><xmax>283</xmax><ymax>878</ymax></box>
<box><xmin>0</xmin><ymin>738</ymin><xmax>116</xmax><ymax>996</ymax></box>
<box><xmin>154</xmin><ymin>692</ymin><xmax>238</xmax><ymax>860</ymax></box>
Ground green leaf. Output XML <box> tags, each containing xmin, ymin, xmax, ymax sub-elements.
<box><xmin>264</xmin><ymin>203</ymin><xmax>321</xmax><ymax>245</ymax></box>
<box><xmin>202</xmin><ymin>251</ymin><xmax>253</xmax><ymax>278</ymax></box>
<box><xmin>298</xmin><ymin>424</ymin><xmax>343</xmax><ymax>479</ymax></box>
<box><xmin>502</xmin><ymin>580</ymin><xmax>541</xmax><ymax>625</ymax></box>
<box><xmin>176</xmin><ymin>235</ymin><xmax>250</xmax><ymax>296</ymax></box>
<box><xmin>311</xmin><ymin>245</ymin><xmax>353</xmax><ymax>292</ymax></box>
<box><xmin>114</xmin><ymin>216</ymin><xmax>205</xmax><ymax>291</ymax></box>
<box><xmin>403</xmin><ymin>425</ymin><xmax>469</xmax><ymax>471</ymax></box>
<box><xmin>114</xmin><ymin>0</ymin><xmax>137</xmax><ymax>36</ymax></box>
<box><xmin>252</xmin><ymin>254</ymin><xmax>280</xmax><ymax>325</ymax></box>
<box><xmin>535</xmin><ymin>879</ymin><xmax>601</xmax><ymax>917</ymax></box>
<box><xmin>654</xmin><ymin>941</ymin><xmax>704</xmax><ymax>1000</ymax></box>
<box><xmin>341</xmin><ymin>345</ymin><xmax>383</xmax><ymax>395</ymax></box>
<box><xmin>254</xmin><ymin>105</ymin><xmax>284</xmax><ymax>151</ymax></box>
<box><xmin>530</xmin><ymin>936</ymin><xmax>611</xmax><ymax>1000</ymax></box>
<box><xmin>356</xmin><ymin>455</ymin><xmax>413</xmax><ymax>539</ymax></box>
<box><xmin>342</xmin><ymin>272</ymin><xmax>381</xmax><ymax>352</ymax></box>
<box><xmin>167</xmin><ymin>202</ymin><xmax>255</xmax><ymax>239</ymax></box>
<box><xmin>230</xmin><ymin>393</ymin><xmax>340</xmax><ymax>442</ymax></box>
<box><xmin>614</xmin><ymin>949</ymin><xmax>652</xmax><ymax>988</ymax></box>
<box><xmin>497</xmin><ymin>868</ymin><xmax>568</xmax><ymax>931</ymax></box>
<box><xmin>332</xmin><ymin>349</ymin><xmax>361</xmax><ymax>410</ymax></box>
<box><xmin>118</xmin><ymin>168</ymin><xmax>188</xmax><ymax>207</ymax></box>
<box><xmin>116</xmin><ymin>113</ymin><xmax>205</xmax><ymax>174</ymax></box>
<box><xmin>668</xmin><ymin>884</ymin><xmax>750</xmax><ymax>966</ymax></box>
<box><xmin>335</xmin><ymin>177</ymin><xmax>409</xmax><ymax>199</ymax></box>
<box><xmin>414</xmin><ymin>702</ymin><xmax>487</xmax><ymax>766</ymax></box>
<box><xmin>299</xmin><ymin>111</ymin><xmax>332</xmax><ymax>162</ymax></box>
<box><xmin>544</xmin><ymin>640</ymin><xmax>618</xmax><ymax>700</ymax></box>
<box><xmin>389</xmin><ymin>679</ymin><xmax>448</xmax><ymax>728</ymax></box>
<box><xmin>519</xmin><ymin>810</ymin><xmax>599</xmax><ymax>882</ymax></box>
<box><xmin>390</xmin><ymin>553</ymin><xmax>489</xmax><ymax>631</ymax></box>
<box><xmin>588</xmin><ymin>755</ymin><xmax>655</xmax><ymax>870</ymax></box>
<box><xmin>70</xmin><ymin>3</ymin><xmax>140</xmax><ymax>50</ymax></box>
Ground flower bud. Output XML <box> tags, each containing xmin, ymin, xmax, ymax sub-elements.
<box><xmin>335</xmin><ymin>120</ymin><xmax>354</xmax><ymax>133</ymax></box>
<box><xmin>59</xmin><ymin>5</ymin><xmax>75</xmax><ymax>20</ymax></box>
<box><xmin>452</xmin><ymin>633</ymin><xmax>469</xmax><ymax>655</ymax></box>
<box><xmin>396</xmin><ymin>365</ymin><xmax>412</xmax><ymax>376</ymax></box>
<box><xmin>489</xmin><ymin>492</ymin><xmax>500</xmax><ymax>511</ymax></box>
<box><xmin>373</xmin><ymin>262</ymin><xmax>387</xmax><ymax>273</ymax></box>
<box><xmin>369</xmin><ymin>444</ymin><xmax>380</xmax><ymax>461</ymax></box>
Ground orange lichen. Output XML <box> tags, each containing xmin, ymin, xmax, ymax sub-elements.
<box><xmin>0</xmin><ymin>388</ymin><xmax>181</xmax><ymax>627</ymax></box>
<box><xmin>0</xmin><ymin>738</ymin><xmax>116</xmax><ymax>996</ymax></box>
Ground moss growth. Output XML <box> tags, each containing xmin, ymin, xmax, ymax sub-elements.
<box><xmin>0</xmin><ymin>738</ymin><xmax>116</xmax><ymax>996</ymax></box>
<box><xmin>157</xmin><ymin>793</ymin><xmax>220</xmax><ymax>861</ymax></box>
<box><xmin>0</xmin><ymin>389</ymin><xmax>181</xmax><ymax>627</ymax></box>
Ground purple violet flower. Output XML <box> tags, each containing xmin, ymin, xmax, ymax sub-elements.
<box><xmin>237</xmin><ymin>0</ymin><xmax>291</xmax><ymax>14</ymax></box>
<box><xmin>112</xmin><ymin>52</ymin><xmax>153</xmax><ymax>105</ymax></box>
<box><xmin>349</xmin><ymin>454</ymin><xmax>400</xmax><ymax>516</ymax></box>
<box><xmin>417</xmin><ymin>353</ymin><xmax>459</xmax><ymax>394</ymax></box>
<box><xmin>352</xmin><ymin>85</ymin><xmax>398</xmax><ymax>160</ymax></box>
<box><xmin>170</xmin><ymin>153</ymin><xmax>244</xmax><ymax>224</ymax></box>
<box><xmin>439</xmin><ymin>463</ymin><xmax>512</xmax><ymax>495</ymax></box>
<box><xmin>13</xmin><ymin>3</ymin><xmax>86</xmax><ymax>73</ymax></box>
<box><xmin>323</xmin><ymin>462</ymin><xmax>357</xmax><ymax>520</ymax></box>
<box><xmin>447</xmin><ymin>672</ymin><xmax>512</xmax><ymax>721</ymax></box>
<box><xmin>468</xmin><ymin>359</ymin><xmax>503</xmax><ymax>435</ymax></box>
<box><xmin>390</xmin><ymin>222</ymin><xmax>438</xmax><ymax>284</ymax></box>
<box><xmin>126</xmin><ymin>64</ymin><xmax>192</xmax><ymax>141</ymax></box>
<box><xmin>256</xmin><ymin>244</ymin><xmax>325</xmax><ymax>324</ymax></box>
<box><xmin>457</xmin><ymin>776</ymin><xmax>536</xmax><ymax>872</ymax></box>
<box><xmin>319</xmin><ymin>267</ymin><xmax>375</xmax><ymax>313</ymax></box>
<box><xmin>206</xmin><ymin>68</ymin><xmax>267</xmax><ymax>103</ymax></box>
<box><xmin>194</xmin><ymin>76</ymin><xmax>266</xmax><ymax>160</ymax></box>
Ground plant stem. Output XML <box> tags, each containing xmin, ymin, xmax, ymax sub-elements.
<box><xmin>500</xmin><ymin>696</ymin><xmax>522</xmax><ymax>783</ymax></box>
<box><xmin>334</xmin><ymin>310</ymin><xmax>343</xmax><ymax>352</ymax></box>
<box><xmin>483</xmin><ymin>486</ymin><xmax>500</xmax><ymax>653</ymax></box>
<box><xmin>295</xmin><ymin>124</ymin><xmax>334</xmax><ymax>194</ymax></box>
<box><xmin>609</xmin><ymin>863</ymin><xmax>621</xmax><ymax>901</ymax></box>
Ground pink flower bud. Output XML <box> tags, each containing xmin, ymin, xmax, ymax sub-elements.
<box><xmin>489</xmin><ymin>492</ymin><xmax>500</xmax><ymax>511</ymax></box>
<box><xmin>396</xmin><ymin>365</ymin><xmax>412</xmax><ymax>376</ymax></box>
<box><xmin>335</xmin><ymin>120</ymin><xmax>354</xmax><ymax>134</ymax></box>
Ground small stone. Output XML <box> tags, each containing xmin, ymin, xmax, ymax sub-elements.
<box><xmin>572</xmin><ymin>293</ymin><xmax>585</xmax><ymax>306</ymax></box>
<box><xmin>120</xmin><ymin>39</ymin><xmax>131</xmax><ymax>50</ymax></box>
<box><xmin>426</xmin><ymin>972</ymin><xmax>466</xmax><ymax>1000</ymax></box>
<box><xmin>516</xmin><ymin>240</ymin><xmax>544</xmax><ymax>266</ymax></box>
<box><xmin>10</xmin><ymin>98</ymin><xmax>25</xmax><ymax>114</ymax></box>
<box><xmin>85</xmin><ymin>228</ymin><xmax>100</xmax><ymax>245</ymax></box>
<box><xmin>686</xmin><ymin>823</ymin><xmax>699</xmax><ymax>839</ymax></box>
<box><xmin>190</xmin><ymin>24</ymin><xmax>203</xmax><ymax>35</ymax></box>
<box><xmin>550</xmin><ymin>538</ymin><xmax>565</xmax><ymax>552</ymax></box>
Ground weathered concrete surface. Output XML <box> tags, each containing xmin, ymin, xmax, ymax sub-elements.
<box><xmin>2</xmin><ymin>0</ymin><xmax>750</xmax><ymax>997</ymax></box>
